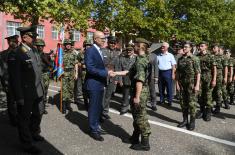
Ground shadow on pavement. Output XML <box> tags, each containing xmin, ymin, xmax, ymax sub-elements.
<box><xmin>65</xmin><ymin>111</ymin><xmax>90</xmax><ymax>134</ymax></box>
<box><xmin>212</xmin><ymin>111</ymin><xmax>235</xmax><ymax>119</ymax></box>
<box><xmin>147</xmin><ymin>109</ymin><xmax>180</xmax><ymax>124</ymax></box>
<box><xmin>101</xmin><ymin>119</ymin><xmax>131</xmax><ymax>144</ymax></box>
<box><xmin>0</xmin><ymin>110</ymin><xmax>63</xmax><ymax>155</ymax></box>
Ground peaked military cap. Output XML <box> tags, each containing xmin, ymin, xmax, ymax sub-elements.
<box><xmin>107</xmin><ymin>36</ymin><xmax>117</xmax><ymax>43</ymax></box>
<box><xmin>5</xmin><ymin>34</ymin><xmax>19</xmax><ymax>40</ymax></box>
<box><xmin>34</xmin><ymin>38</ymin><xmax>45</xmax><ymax>46</ymax></box>
<box><xmin>63</xmin><ymin>39</ymin><xmax>73</xmax><ymax>45</ymax></box>
<box><xmin>126</xmin><ymin>45</ymin><xmax>134</xmax><ymax>51</ymax></box>
<box><xmin>16</xmin><ymin>26</ymin><xmax>37</xmax><ymax>37</ymax></box>
<box><xmin>134</xmin><ymin>38</ymin><xmax>151</xmax><ymax>47</ymax></box>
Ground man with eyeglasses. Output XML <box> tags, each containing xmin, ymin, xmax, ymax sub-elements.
<box><xmin>84</xmin><ymin>31</ymin><xmax>115</xmax><ymax>141</ymax></box>
<box><xmin>101</xmin><ymin>36</ymin><xmax>120</xmax><ymax>122</ymax></box>
<box><xmin>156</xmin><ymin>42</ymin><xmax>176</xmax><ymax>107</ymax></box>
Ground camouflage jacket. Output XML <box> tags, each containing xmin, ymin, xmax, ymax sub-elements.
<box><xmin>63</xmin><ymin>49</ymin><xmax>78</xmax><ymax>75</ymax></box>
<box><xmin>129</xmin><ymin>54</ymin><xmax>151</xmax><ymax>90</ymax></box>
<box><xmin>177</xmin><ymin>54</ymin><xmax>201</xmax><ymax>87</ymax></box>
<box><xmin>198</xmin><ymin>52</ymin><xmax>216</xmax><ymax>80</ymax></box>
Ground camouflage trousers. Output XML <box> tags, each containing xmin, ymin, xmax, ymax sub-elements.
<box><xmin>212</xmin><ymin>70</ymin><xmax>223</xmax><ymax>105</ymax></box>
<box><xmin>227</xmin><ymin>81</ymin><xmax>234</xmax><ymax>101</ymax></box>
<box><xmin>222</xmin><ymin>83</ymin><xmax>228</xmax><ymax>102</ymax></box>
<box><xmin>179</xmin><ymin>83</ymin><xmax>197</xmax><ymax>117</ymax></box>
<box><xmin>199</xmin><ymin>78</ymin><xmax>213</xmax><ymax>108</ymax></box>
<box><xmin>42</xmin><ymin>72</ymin><xmax>50</xmax><ymax>104</ymax></box>
<box><xmin>131</xmin><ymin>86</ymin><xmax>151</xmax><ymax>138</ymax></box>
<box><xmin>62</xmin><ymin>72</ymin><xmax>75</xmax><ymax>102</ymax></box>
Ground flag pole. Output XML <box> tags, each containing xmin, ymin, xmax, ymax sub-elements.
<box><xmin>60</xmin><ymin>77</ymin><xmax>63</xmax><ymax>112</ymax></box>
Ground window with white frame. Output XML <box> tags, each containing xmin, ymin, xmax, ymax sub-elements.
<box><xmin>6</xmin><ymin>21</ymin><xmax>21</xmax><ymax>36</ymax></box>
<box><xmin>73</xmin><ymin>30</ymin><xmax>81</xmax><ymax>41</ymax></box>
<box><xmin>51</xmin><ymin>26</ymin><xmax>59</xmax><ymax>40</ymax></box>
<box><xmin>87</xmin><ymin>32</ymin><xmax>94</xmax><ymax>43</ymax></box>
<box><xmin>37</xmin><ymin>25</ymin><xmax>44</xmax><ymax>39</ymax></box>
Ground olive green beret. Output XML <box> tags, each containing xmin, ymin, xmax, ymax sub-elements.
<box><xmin>63</xmin><ymin>39</ymin><xmax>72</xmax><ymax>45</ymax></box>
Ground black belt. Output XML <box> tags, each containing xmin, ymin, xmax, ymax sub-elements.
<box><xmin>159</xmin><ymin>69</ymin><xmax>172</xmax><ymax>72</ymax></box>
<box><xmin>64</xmin><ymin>68</ymin><xmax>73</xmax><ymax>72</ymax></box>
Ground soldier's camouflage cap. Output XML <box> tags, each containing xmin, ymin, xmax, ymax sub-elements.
<box><xmin>16</xmin><ymin>26</ymin><xmax>38</xmax><ymax>37</ymax></box>
<box><xmin>83</xmin><ymin>40</ymin><xmax>93</xmax><ymax>47</ymax></box>
<box><xmin>134</xmin><ymin>38</ymin><xmax>151</xmax><ymax>47</ymax></box>
<box><xmin>63</xmin><ymin>39</ymin><xmax>73</xmax><ymax>45</ymax></box>
<box><xmin>34</xmin><ymin>38</ymin><xmax>45</xmax><ymax>46</ymax></box>
<box><xmin>5</xmin><ymin>34</ymin><xmax>19</xmax><ymax>40</ymax></box>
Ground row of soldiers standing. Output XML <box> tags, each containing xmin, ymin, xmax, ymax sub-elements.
<box><xmin>176</xmin><ymin>41</ymin><xmax>235</xmax><ymax>131</ymax></box>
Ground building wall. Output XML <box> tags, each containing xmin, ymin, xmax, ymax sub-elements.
<box><xmin>0</xmin><ymin>12</ymin><xmax>97</xmax><ymax>52</ymax></box>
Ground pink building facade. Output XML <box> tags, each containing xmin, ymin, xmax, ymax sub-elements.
<box><xmin>0</xmin><ymin>12</ymin><xmax>98</xmax><ymax>52</ymax></box>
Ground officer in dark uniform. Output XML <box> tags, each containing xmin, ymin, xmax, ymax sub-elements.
<box><xmin>101</xmin><ymin>36</ymin><xmax>120</xmax><ymax>121</ymax></box>
<box><xmin>0</xmin><ymin>34</ymin><xmax>19</xmax><ymax>126</ymax></box>
<box><xmin>34</xmin><ymin>38</ymin><xmax>53</xmax><ymax>115</ymax></box>
<box><xmin>118</xmin><ymin>45</ymin><xmax>136</xmax><ymax>114</ymax></box>
<box><xmin>8</xmin><ymin>26</ymin><xmax>45</xmax><ymax>154</ymax></box>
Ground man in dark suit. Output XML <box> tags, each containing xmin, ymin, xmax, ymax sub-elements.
<box><xmin>84</xmin><ymin>31</ymin><xmax>114</xmax><ymax>141</ymax></box>
<box><xmin>8</xmin><ymin>26</ymin><xmax>44</xmax><ymax>154</ymax></box>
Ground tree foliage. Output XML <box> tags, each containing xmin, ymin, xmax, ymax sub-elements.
<box><xmin>1</xmin><ymin>0</ymin><xmax>235</xmax><ymax>48</ymax></box>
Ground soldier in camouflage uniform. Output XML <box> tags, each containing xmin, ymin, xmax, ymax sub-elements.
<box><xmin>0</xmin><ymin>35</ymin><xmax>19</xmax><ymax>126</ymax></box>
<box><xmin>118</xmin><ymin>45</ymin><xmax>136</xmax><ymax>115</ymax></box>
<box><xmin>196</xmin><ymin>41</ymin><xmax>217</xmax><ymax>122</ymax></box>
<box><xmin>219</xmin><ymin>47</ymin><xmax>230</xmax><ymax>109</ymax></box>
<box><xmin>34</xmin><ymin>39</ymin><xmax>53</xmax><ymax>115</ymax></box>
<box><xmin>225</xmin><ymin>50</ymin><xmax>235</xmax><ymax>105</ymax></box>
<box><xmin>62</xmin><ymin>39</ymin><xmax>78</xmax><ymax>113</ymax></box>
<box><xmin>176</xmin><ymin>41</ymin><xmax>201</xmax><ymax>131</ymax></box>
<box><xmin>211</xmin><ymin>44</ymin><xmax>228</xmax><ymax>113</ymax></box>
<box><xmin>129</xmin><ymin>38</ymin><xmax>151</xmax><ymax>151</ymax></box>
<box><xmin>101</xmin><ymin>36</ymin><xmax>120</xmax><ymax>121</ymax></box>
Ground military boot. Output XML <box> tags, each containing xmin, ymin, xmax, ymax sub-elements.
<box><xmin>130</xmin><ymin>136</ymin><xmax>150</xmax><ymax>151</ymax></box>
<box><xmin>229</xmin><ymin>95</ymin><xmax>234</xmax><ymax>105</ymax></box>
<box><xmin>187</xmin><ymin>116</ymin><xmax>195</xmax><ymax>131</ymax></box>
<box><xmin>177</xmin><ymin>110</ymin><xmax>188</xmax><ymax>128</ymax></box>
<box><xmin>129</xmin><ymin>130</ymin><xmax>140</xmax><ymax>144</ymax></box>
<box><xmin>213</xmin><ymin>105</ymin><xmax>220</xmax><ymax>114</ymax></box>
<box><xmin>66</xmin><ymin>102</ymin><xmax>73</xmax><ymax>111</ymax></box>
<box><xmin>203</xmin><ymin>108</ymin><xmax>211</xmax><ymax>122</ymax></box>
<box><xmin>224</xmin><ymin>100</ymin><xmax>230</xmax><ymax>109</ymax></box>
<box><xmin>195</xmin><ymin>106</ymin><xmax>204</xmax><ymax>119</ymax></box>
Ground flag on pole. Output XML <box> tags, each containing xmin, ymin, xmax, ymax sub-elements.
<box><xmin>53</xmin><ymin>43</ymin><xmax>64</xmax><ymax>80</ymax></box>
<box><xmin>59</xmin><ymin>26</ymin><xmax>65</xmax><ymax>43</ymax></box>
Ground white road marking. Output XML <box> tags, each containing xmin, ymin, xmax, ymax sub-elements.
<box><xmin>109</xmin><ymin>109</ymin><xmax>235</xmax><ymax>147</ymax></box>
<box><xmin>48</xmin><ymin>87</ymin><xmax>235</xmax><ymax>147</ymax></box>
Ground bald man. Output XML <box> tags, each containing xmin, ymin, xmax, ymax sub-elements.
<box><xmin>84</xmin><ymin>31</ymin><xmax>114</xmax><ymax>141</ymax></box>
<box><xmin>157</xmin><ymin>42</ymin><xmax>176</xmax><ymax>106</ymax></box>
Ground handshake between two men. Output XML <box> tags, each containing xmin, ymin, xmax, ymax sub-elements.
<box><xmin>108</xmin><ymin>70</ymin><xmax>129</xmax><ymax>77</ymax></box>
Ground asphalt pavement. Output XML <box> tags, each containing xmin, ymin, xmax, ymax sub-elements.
<box><xmin>0</xmin><ymin>83</ymin><xmax>235</xmax><ymax>155</ymax></box>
